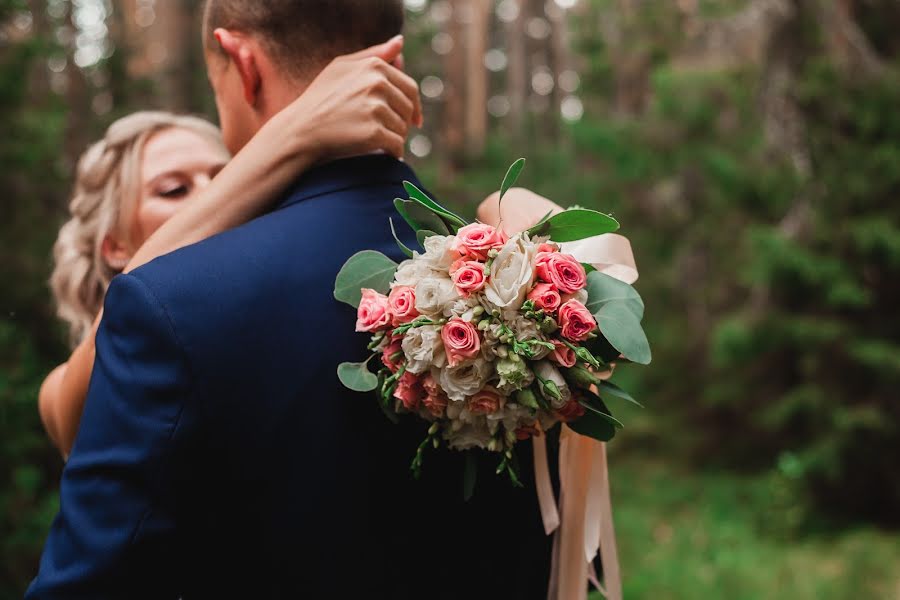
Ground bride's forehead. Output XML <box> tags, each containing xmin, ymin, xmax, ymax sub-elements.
<box><xmin>141</xmin><ymin>128</ymin><xmax>227</xmax><ymax>175</ymax></box>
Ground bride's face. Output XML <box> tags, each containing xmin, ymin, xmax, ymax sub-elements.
<box><xmin>132</xmin><ymin>127</ymin><xmax>230</xmax><ymax>248</ymax></box>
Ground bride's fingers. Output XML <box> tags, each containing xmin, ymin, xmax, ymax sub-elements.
<box><xmin>345</xmin><ymin>34</ymin><xmax>404</xmax><ymax>64</ymax></box>
<box><xmin>372</xmin><ymin>100</ymin><xmax>409</xmax><ymax>141</ymax></box>
<box><xmin>375</xmin><ymin>78</ymin><xmax>415</xmax><ymax>125</ymax></box>
<box><xmin>379</xmin><ymin>63</ymin><xmax>423</xmax><ymax>127</ymax></box>
<box><xmin>372</xmin><ymin>126</ymin><xmax>405</xmax><ymax>159</ymax></box>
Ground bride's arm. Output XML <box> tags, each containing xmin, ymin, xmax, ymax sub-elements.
<box><xmin>39</xmin><ymin>36</ymin><xmax>422</xmax><ymax>457</ymax></box>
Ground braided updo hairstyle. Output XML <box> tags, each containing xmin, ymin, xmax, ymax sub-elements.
<box><xmin>50</xmin><ymin>111</ymin><xmax>225</xmax><ymax>346</ymax></box>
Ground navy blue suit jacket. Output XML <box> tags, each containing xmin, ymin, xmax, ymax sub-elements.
<box><xmin>28</xmin><ymin>155</ymin><xmax>551</xmax><ymax>599</ymax></box>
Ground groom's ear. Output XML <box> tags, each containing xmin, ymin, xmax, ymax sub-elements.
<box><xmin>214</xmin><ymin>28</ymin><xmax>262</xmax><ymax>107</ymax></box>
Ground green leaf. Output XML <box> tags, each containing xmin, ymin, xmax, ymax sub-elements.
<box><xmin>582</xmin><ymin>263</ymin><xmax>597</xmax><ymax>274</ymax></box>
<box><xmin>337</xmin><ymin>360</ymin><xmax>379</xmax><ymax>392</ymax></box>
<box><xmin>527</xmin><ymin>209</ymin><xmax>620</xmax><ymax>242</ymax></box>
<box><xmin>499</xmin><ymin>158</ymin><xmax>526</xmax><ymax>204</ymax></box>
<box><xmin>598</xmin><ymin>380</ymin><xmax>643</xmax><ymax>408</ymax></box>
<box><xmin>390</xmin><ymin>218</ymin><xmax>414</xmax><ymax>259</ymax></box>
<box><xmin>334</xmin><ymin>250</ymin><xmax>398</xmax><ymax>307</ymax></box>
<box><xmin>567</xmin><ymin>406</ymin><xmax>617</xmax><ymax>442</ymax></box>
<box><xmin>416</xmin><ymin>229</ymin><xmax>440</xmax><ymax>248</ymax></box>
<box><xmin>394</xmin><ymin>198</ymin><xmax>451</xmax><ymax>236</ymax></box>
<box><xmin>463</xmin><ymin>451</ymin><xmax>478</xmax><ymax>502</ymax></box>
<box><xmin>579</xmin><ymin>391</ymin><xmax>624</xmax><ymax>428</ymax></box>
<box><xmin>594</xmin><ymin>302</ymin><xmax>652</xmax><ymax>365</ymax></box>
<box><xmin>585</xmin><ymin>271</ymin><xmax>645</xmax><ymax>320</ymax></box>
<box><xmin>403</xmin><ymin>181</ymin><xmax>467</xmax><ymax>228</ymax></box>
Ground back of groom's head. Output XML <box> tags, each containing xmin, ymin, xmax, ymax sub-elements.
<box><xmin>203</xmin><ymin>0</ymin><xmax>404</xmax><ymax>153</ymax></box>
<box><xmin>204</xmin><ymin>0</ymin><xmax>404</xmax><ymax>81</ymax></box>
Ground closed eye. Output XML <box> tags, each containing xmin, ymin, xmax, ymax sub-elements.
<box><xmin>158</xmin><ymin>184</ymin><xmax>189</xmax><ymax>199</ymax></box>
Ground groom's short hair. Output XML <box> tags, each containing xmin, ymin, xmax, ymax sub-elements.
<box><xmin>204</xmin><ymin>0</ymin><xmax>404</xmax><ymax>79</ymax></box>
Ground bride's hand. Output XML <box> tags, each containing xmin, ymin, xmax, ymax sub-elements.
<box><xmin>271</xmin><ymin>35</ymin><xmax>422</xmax><ymax>162</ymax></box>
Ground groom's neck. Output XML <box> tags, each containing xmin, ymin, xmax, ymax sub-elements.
<box><xmin>256</xmin><ymin>77</ymin><xmax>312</xmax><ymax>128</ymax></box>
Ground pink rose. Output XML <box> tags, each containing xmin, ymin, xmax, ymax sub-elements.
<box><xmin>516</xmin><ymin>423</ymin><xmax>541</xmax><ymax>441</ymax></box>
<box><xmin>421</xmin><ymin>373</ymin><xmax>449</xmax><ymax>418</ymax></box>
<box><xmin>381</xmin><ymin>335</ymin><xmax>404</xmax><ymax>373</ymax></box>
<box><xmin>451</xmin><ymin>261</ymin><xmax>487</xmax><ymax>297</ymax></box>
<box><xmin>549</xmin><ymin>340</ymin><xmax>577</xmax><ymax>368</ymax></box>
<box><xmin>441</xmin><ymin>318</ymin><xmax>482</xmax><ymax>367</ymax></box>
<box><xmin>356</xmin><ymin>289</ymin><xmax>392</xmax><ymax>332</ymax></box>
<box><xmin>453</xmin><ymin>223</ymin><xmax>508</xmax><ymax>260</ymax></box>
<box><xmin>467</xmin><ymin>385</ymin><xmax>504</xmax><ymax>415</ymax></box>
<box><xmin>388</xmin><ymin>286</ymin><xmax>419</xmax><ymax>326</ymax></box>
<box><xmin>535</xmin><ymin>252</ymin><xmax>587</xmax><ymax>294</ymax></box>
<box><xmin>558</xmin><ymin>300</ymin><xmax>597</xmax><ymax>342</ymax></box>
<box><xmin>527</xmin><ymin>283</ymin><xmax>562</xmax><ymax>313</ymax></box>
<box><xmin>556</xmin><ymin>398</ymin><xmax>585</xmax><ymax>423</ymax></box>
<box><xmin>394</xmin><ymin>371</ymin><xmax>423</xmax><ymax>411</ymax></box>
<box><xmin>537</xmin><ymin>242</ymin><xmax>558</xmax><ymax>254</ymax></box>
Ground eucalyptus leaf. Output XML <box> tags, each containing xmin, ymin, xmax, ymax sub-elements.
<box><xmin>394</xmin><ymin>198</ymin><xmax>451</xmax><ymax>236</ymax></box>
<box><xmin>403</xmin><ymin>181</ymin><xmax>467</xmax><ymax>228</ymax></box>
<box><xmin>334</xmin><ymin>250</ymin><xmax>398</xmax><ymax>307</ymax></box>
<box><xmin>598</xmin><ymin>380</ymin><xmax>643</xmax><ymax>408</ymax></box>
<box><xmin>499</xmin><ymin>158</ymin><xmax>526</xmax><ymax>204</ymax></box>
<box><xmin>337</xmin><ymin>360</ymin><xmax>379</xmax><ymax>392</ymax></box>
<box><xmin>567</xmin><ymin>408</ymin><xmax>617</xmax><ymax>442</ymax></box>
<box><xmin>594</xmin><ymin>302</ymin><xmax>652</xmax><ymax>365</ymax></box>
<box><xmin>463</xmin><ymin>451</ymin><xmax>478</xmax><ymax>502</ymax></box>
<box><xmin>527</xmin><ymin>209</ymin><xmax>620</xmax><ymax>242</ymax></box>
<box><xmin>585</xmin><ymin>271</ymin><xmax>645</xmax><ymax>320</ymax></box>
<box><xmin>579</xmin><ymin>392</ymin><xmax>624</xmax><ymax>429</ymax></box>
<box><xmin>389</xmin><ymin>218</ymin><xmax>414</xmax><ymax>259</ymax></box>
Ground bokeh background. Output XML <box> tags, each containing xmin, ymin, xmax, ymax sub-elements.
<box><xmin>2</xmin><ymin>0</ymin><xmax>899</xmax><ymax>598</ymax></box>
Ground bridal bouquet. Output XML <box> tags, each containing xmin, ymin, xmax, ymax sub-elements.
<box><xmin>334</xmin><ymin>160</ymin><xmax>650</xmax><ymax>485</ymax></box>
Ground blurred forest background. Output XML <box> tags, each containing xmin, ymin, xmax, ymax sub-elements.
<box><xmin>1</xmin><ymin>0</ymin><xmax>899</xmax><ymax>598</ymax></box>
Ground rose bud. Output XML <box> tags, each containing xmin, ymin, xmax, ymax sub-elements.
<box><xmin>441</xmin><ymin>318</ymin><xmax>482</xmax><ymax>367</ymax></box>
<box><xmin>558</xmin><ymin>300</ymin><xmax>597</xmax><ymax>342</ymax></box>
<box><xmin>535</xmin><ymin>252</ymin><xmax>587</xmax><ymax>294</ymax></box>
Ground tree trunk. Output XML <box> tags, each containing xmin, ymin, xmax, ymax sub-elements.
<box><xmin>463</xmin><ymin>0</ymin><xmax>490</xmax><ymax>158</ymax></box>
<box><xmin>506</xmin><ymin>0</ymin><xmax>527</xmax><ymax>139</ymax></box>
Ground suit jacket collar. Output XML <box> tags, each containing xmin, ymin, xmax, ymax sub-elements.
<box><xmin>276</xmin><ymin>155</ymin><xmax>420</xmax><ymax>211</ymax></box>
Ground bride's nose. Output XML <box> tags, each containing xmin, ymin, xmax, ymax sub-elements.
<box><xmin>194</xmin><ymin>173</ymin><xmax>213</xmax><ymax>189</ymax></box>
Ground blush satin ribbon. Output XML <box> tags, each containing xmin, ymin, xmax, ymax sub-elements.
<box><xmin>487</xmin><ymin>192</ymin><xmax>638</xmax><ymax>600</ymax></box>
<box><xmin>538</xmin><ymin>232</ymin><xmax>638</xmax><ymax>600</ymax></box>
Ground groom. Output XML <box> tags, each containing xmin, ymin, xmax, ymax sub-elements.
<box><xmin>28</xmin><ymin>1</ymin><xmax>550</xmax><ymax>598</ymax></box>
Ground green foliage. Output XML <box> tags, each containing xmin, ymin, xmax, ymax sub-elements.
<box><xmin>589</xmin><ymin>456</ymin><xmax>900</xmax><ymax>600</ymax></box>
<box><xmin>333</xmin><ymin>251</ymin><xmax>398</xmax><ymax>307</ymax></box>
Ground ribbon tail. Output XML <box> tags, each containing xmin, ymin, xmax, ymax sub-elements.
<box><xmin>594</xmin><ymin>442</ymin><xmax>622</xmax><ymax>600</ymax></box>
<box><xmin>534</xmin><ymin>431</ymin><xmax>560</xmax><ymax>536</ymax></box>
<box><xmin>557</xmin><ymin>426</ymin><xmax>592</xmax><ymax>600</ymax></box>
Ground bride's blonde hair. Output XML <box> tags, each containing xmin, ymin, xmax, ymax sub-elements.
<box><xmin>51</xmin><ymin>111</ymin><xmax>225</xmax><ymax>346</ymax></box>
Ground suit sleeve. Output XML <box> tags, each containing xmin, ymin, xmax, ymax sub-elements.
<box><xmin>27</xmin><ymin>273</ymin><xmax>192</xmax><ymax>599</ymax></box>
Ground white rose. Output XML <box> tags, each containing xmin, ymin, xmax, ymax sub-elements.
<box><xmin>420</xmin><ymin>235</ymin><xmax>456</xmax><ymax>271</ymax></box>
<box><xmin>444</xmin><ymin>420</ymin><xmax>492</xmax><ymax>450</ymax></box>
<box><xmin>436</xmin><ymin>358</ymin><xmax>491</xmax><ymax>402</ymax></box>
<box><xmin>393</xmin><ymin>258</ymin><xmax>441</xmax><ymax>288</ymax></box>
<box><xmin>446</xmin><ymin>295</ymin><xmax>481</xmax><ymax>319</ymax></box>
<box><xmin>508</xmin><ymin>315</ymin><xmax>552</xmax><ymax>360</ymax></box>
<box><xmin>415</xmin><ymin>277</ymin><xmax>458</xmax><ymax>317</ymax></box>
<box><xmin>484</xmin><ymin>235</ymin><xmax>536</xmax><ymax>313</ymax></box>
<box><xmin>402</xmin><ymin>325</ymin><xmax>445</xmax><ymax>374</ymax></box>
<box><xmin>489</xmin><ymin>402</ymin><xmax>536</xmax><ymax>434</ymax></box>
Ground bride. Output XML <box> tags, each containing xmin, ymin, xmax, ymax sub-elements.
<box><xmin>38</xmin><ymin>34</ymin><xmax>567</xmax><ymax>461</ymax></box>
<box><xmin>38</xmin><ymin>37</ymin><xmax>424</xmax><ymax>457</ymax></box>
